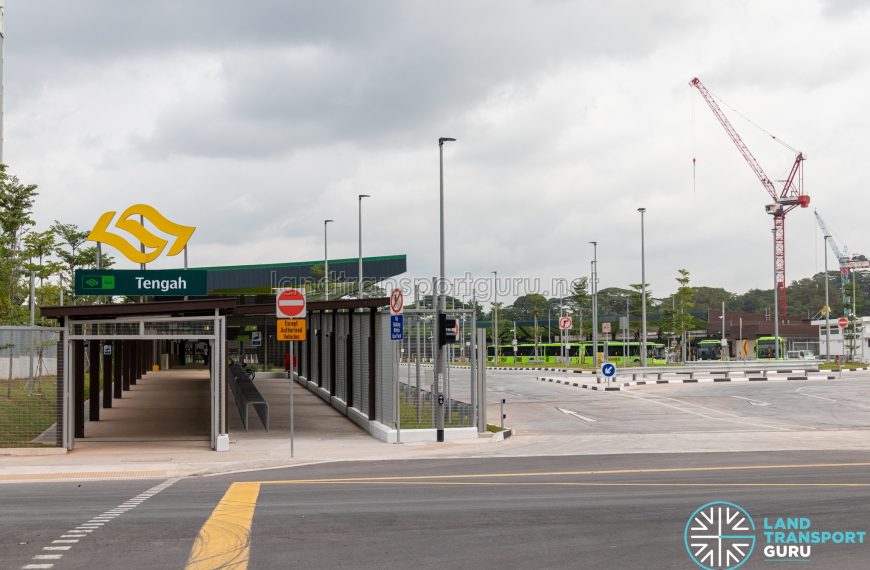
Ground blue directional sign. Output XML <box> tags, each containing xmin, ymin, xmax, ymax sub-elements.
<box><xmin>601</xmin><ymin>363</ymin><xmax>616</xmax><ymax>378</ymax></box>
<box><xmin>390</xmin><ymin>315</ymin><xmax>404</xmax><ymax>340</ymax></box>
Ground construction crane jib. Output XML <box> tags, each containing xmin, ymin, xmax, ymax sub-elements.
<box><xmin>690</xmin><ymin>77</ymin><xmax>810</xmax><ymax>317</ymax></box>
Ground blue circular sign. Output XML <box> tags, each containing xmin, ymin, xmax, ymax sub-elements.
<box><xmin>601</xmin><ymin>363</ymin><xmax>616</xmax><ymax>377</ymax></box>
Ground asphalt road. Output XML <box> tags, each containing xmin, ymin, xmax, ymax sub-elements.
<box><xmin>5</xmin><ymin>451</ymin><xmax>870</xmax><ymax>569</ymax></box>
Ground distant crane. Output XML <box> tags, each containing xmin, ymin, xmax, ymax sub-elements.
<box><xmin>690</xmin><ymin>77</ymin><xmax>810</xmax><ymax>317</ymax></box>
<box><xmin>814</xmin><ymin>209</ymin><xmax>850</xmax><ymax>306</ymax></box>
<box><xmin>815</xmin><ymin>209</ymin><xmax>868</xmax><ymax>309</ymax></box>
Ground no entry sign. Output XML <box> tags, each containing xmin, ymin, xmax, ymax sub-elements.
<box><xmin>838</xmin><ymin>317</ymin><xmax>849</xmax><ymax>328</ymax></box>
<box><xmin>559</xmin><ymin>316</ymin><xmax>573</xmax><ymax>330</ymax></box>
<box><xmin>276</xmin><ymin>288</ymin><xmax>306</xmax><ymax>319</ymax></box>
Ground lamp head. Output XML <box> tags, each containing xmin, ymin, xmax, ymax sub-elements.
<box><xmin>439</xmin><ymin>137</ymin><xmax>457</xmax><ymax>145</ymax></box>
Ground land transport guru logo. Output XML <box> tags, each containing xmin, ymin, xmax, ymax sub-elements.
<box><xmin>684</xmin><ymin>501</ymin><xmax>867</xmax><ymax>568</ymax></box>
<box><xmin>685</xmin><ymin>501</ymin><xmax>755</xmax><ymax>570</ymax></box>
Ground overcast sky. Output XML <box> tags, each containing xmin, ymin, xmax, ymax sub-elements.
<box><xmin>5</xmin><ymin>0</ymin><xmax>869</xmax><ymax>303</ymax></box>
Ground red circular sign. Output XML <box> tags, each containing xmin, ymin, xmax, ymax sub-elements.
<box><xmin>838</xmin><ymin>317</ymin><xmax>849</xmax><ymax>328</ymax></box>
<box><xmin>559</xmin><ymin>316</ymin><xmax>572</xmax><ymax>330</ymax></box>
<box><xmin>277</xmin><ymin>288</ymin><xmax>306</xmax><ymax>318</ymax></box>
<box><xmin>390</xmin><ymin>288</ymin><xmax>404</xmax><ymax>315</ymax></box>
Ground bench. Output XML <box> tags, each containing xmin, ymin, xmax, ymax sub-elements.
<box><xmin>229</xmin><ymin>363</ymin><xmax>269</xmax><ymax>431</ymax></box>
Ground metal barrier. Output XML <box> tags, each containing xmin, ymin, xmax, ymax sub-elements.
<box><xmin>618</xmin><ymin>360</ymin><xmax>821</xmax><ymax>381</ymax></box>
<box><xmin>228</xmin><ymin>363</ymin><xmax>269</xmax><ymax>431</ymax></box>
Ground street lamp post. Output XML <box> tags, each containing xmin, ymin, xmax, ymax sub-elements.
<box><xmin>638</xmin><ymin>207</ymin><xmax>648</xmax><ymax>367</ymax></box>
<box><xmin>590</xmin><ymin>241</ymin><xmax>598</xmax><ymax>371</ymax></box>
<box><xmin>824</xmin><ymin>235</ymin><xmax>831</xmax><ymax>362</ymax></box>
<box><xmin>324</xmin><ymin>219</ymin><xmax>333</xmax><ymax>300</ymax></box>
<box><xmin>358</xmin><ymin>194</ymin><xmax>370</xmax><ymax>297</ymax></box>
<box><xmin>436</xmin><ymin>136</ymin><xmax>456</xmax><ymax>443</ymax></box>
<box><xmin>492</xmin><ymin>270</ymin><xmax>498</xmax><ymax>365</ymax></box>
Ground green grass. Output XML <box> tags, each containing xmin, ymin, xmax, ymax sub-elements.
<box><xmin>0</xmin><ymin>377</ymin><xmax>58</xmax><ymax>447</ymax></box>
<box><xmin>486</xmin><ymin>424</ymin><xmax>504</xmax><ymax>433</ymax></box>
<box><xmin>820</xmin><ymin>361</ymin><xmax>866</xmax><ymax>370</ymax></box>
<box><xmin>398</xmin><ymin>397</ymin><xmax>471</xmax><ymax>429</ymax></box>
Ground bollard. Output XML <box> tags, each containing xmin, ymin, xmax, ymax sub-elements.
<box><xmin>500</xmin><ymin>398</ymin><xmax>506</xmax><ymax>430</ymax></box>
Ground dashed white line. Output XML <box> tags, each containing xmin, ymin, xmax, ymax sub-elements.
<box><xmin>21</xmin><ymin>478</ymin><xmax>180</xmax><ymax>570</ymax></box>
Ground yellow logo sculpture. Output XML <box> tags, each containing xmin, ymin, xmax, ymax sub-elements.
<box><xmin>87</xmin><ymin>204</ymin><xmax>196</xmax><ymax>264</ymax></box>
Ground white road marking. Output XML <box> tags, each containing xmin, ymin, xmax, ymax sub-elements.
<box><xmin>615</xmin><ymin>392</ymin><xmax>795</xmax><ymax>431</ymax></box>
<box><xmin>801</xmin><ymin>392</ymin><xmax>837</xmax><ymax>402</ymax></box>
<box><xmin>555</xmin><ymin>407</ymin><xmax>597</xmax><ymax>422</ymax></box>
<box><xmin>731</xmin><ymin>396</ymin><xmax>772</xmax><ymax>407</ymax></box>
<box><xmin>22</xmin><ymin>478</ymin><xmax>180</xmax><ymax>570</ymax></box>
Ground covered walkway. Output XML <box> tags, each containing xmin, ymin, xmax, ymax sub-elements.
<box><xmin>76</xmin><ymin>369</ymin><xmax>211</xmax><ymax>446</ymax></box>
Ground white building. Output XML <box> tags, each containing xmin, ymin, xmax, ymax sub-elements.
<box><xmin>811</xmin><ymin>316</ymin><xmax>870</xmax><ymax>362</ymax></box>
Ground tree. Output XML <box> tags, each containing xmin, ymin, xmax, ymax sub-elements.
<box><xmin>0</xmin><ymin>166</ymin><xmax>39</xmax><ymax>322</ymax></box>
<box><xmin>50</xmin><ymin>221</ymin><xmax>89</xmax><ymax>295</ymax></box>
<box><xmin>674</xmin><ymin>269</ymin><xmax>694</xmax><ymax>361</ymax></box>
<box><xmin>564</xmin><ymin>277</ymin><xmax>590</xmax><ymax>337</ymax></box>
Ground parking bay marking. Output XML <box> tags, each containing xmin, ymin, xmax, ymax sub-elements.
<box><xmin>613</xmin><ymin>392</ymin><xmax>799</xmax><ymax>431</ymax></box>
<box><xmin>731</xmin><ymin>395</ymin><xmax>772</xmax><ymax>407</ymax></box>
<box><xmin>555</xmin><ymin>407</ymin><xmax>597</xmax><ymax>422</ymax></box>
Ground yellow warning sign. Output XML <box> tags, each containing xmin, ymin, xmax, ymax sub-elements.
<box><xmin>277</xmin><ymin>319</ymin><xmax>306</xmax><ymax>341</ymax></box>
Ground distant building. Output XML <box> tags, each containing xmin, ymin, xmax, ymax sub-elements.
<box><xmin>811</xmin><ymin>316</ymin><xmax>870</xmax><ymax>362</ymax></box>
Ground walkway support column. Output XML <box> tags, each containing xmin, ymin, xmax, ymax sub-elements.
<box><xmin>89</xmin><ymin>340</ymin><xmax>101</xmax><ymax>421</ymax></box>
<box><xmin>74</xmin><ymin>340</ymin><xmax>85</xmax><ymax>438</ymax></box>
<box><xmin>102</xmin><ymin>341</ymin><xmax>112</xmax><ymax>409</ymax></box>
<box><xmin>113</xmin><ymin>340</ymin><xmax>122</xmax><ymax>398</ymax></box>
<box><xmin>368</xmin><ymin>308</ymin><xmax>377</xmax><ymax>420</ymax></box>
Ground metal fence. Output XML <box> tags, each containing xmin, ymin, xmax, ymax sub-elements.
<box><xmin>397</xmin><ymin>311</ymin><xmax>476</xmax><ymax>429</ymax></box>
<box><xmin>0</xmin><ymin>326</ymin><xmax>62</xmax><ymax>447</ymax></box>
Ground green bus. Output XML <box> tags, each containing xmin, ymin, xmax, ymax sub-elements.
<box><xmin>695</xmin><ymin>339</ymin><xmax>722</xmax><ymax>361</ymax></box>
<box><xmin>488</xmin><ymin>341</ymin><xmax>666</xmax><ymax>366</ymax></box>
<box><xmin>755</xmin><ymin>336</ymin><xmax>785</xmax><ymax>360</ymax></box>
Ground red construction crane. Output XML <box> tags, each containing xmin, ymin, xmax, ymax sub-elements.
<box><xmin>690</xmin><ymin>77</ymin><xmax>809</xmax><ymax>317</ymax></box>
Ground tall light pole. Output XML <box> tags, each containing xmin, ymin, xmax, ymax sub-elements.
<box><xmin>436</xmin><ymin>136</ymin><xmax>455</xmax><ymax>443</ymax></box>
<box><xmin>638</xmin><ymin>207</ymin><xmax>648</xmax><ymax>367</ymax></box>
<box><xmin>772</xmin><ymin>228</ymin><xmax>780</xmax><ymax>359</ymax></box>
<box><xmin>324</xmin><ymin>219</ymin><xmax>333</xmax><ymax>300</ymax></box>
<box><xmin>824</xmin><ymin>235</ymin><xmax>831</xmax><ymax>362</ymax></box>
<box><xmin>492</xmin><ymin>270</ymin><xmax>498</xmax><ymax>364</ymax></box>
<box><xmin>590</xmin><ymin>241</ymin><xmax>598</xmax><ymax>370</ymax></box>
<box><xmin>358</xmin><ymin>194</ymin><xmax>370</xmax><ymax>297</ymax></box>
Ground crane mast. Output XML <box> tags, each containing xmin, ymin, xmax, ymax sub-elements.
<box><xmin>690</xmin><ymin>77</ymin><xmax>810</xmax><ymax>318</ymax></box>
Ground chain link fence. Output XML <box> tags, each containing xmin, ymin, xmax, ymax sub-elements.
<box><xmin>0</xmin><ymin>326</ymin><xmax>62</xmax><ymax>447</ymax></box>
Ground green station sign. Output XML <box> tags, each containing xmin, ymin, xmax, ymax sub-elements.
<box><xmin>74</xmin><ymin>269</ymin><xmax>208</xmax><ymax>296</ymax></box>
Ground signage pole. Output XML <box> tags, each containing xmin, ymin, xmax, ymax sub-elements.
<box><xmin>290</xmin><ymin>341</ymin><xmax>295</xmax><ymax>458</ymax></box>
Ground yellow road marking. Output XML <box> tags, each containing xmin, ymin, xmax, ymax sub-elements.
<box><xmin>256</xmin><ymin>461</ymin><xmax>870</xmax><ymax>485</ymax></box>
<box><xmin>263</xmin><ymin>480</ymin><xmax>870</xmax><ymax>488</ymax></box>
<box><xmin>186</xmin><ymin>482</ymin><xmax>261</xmax><ymax>570</ymax></box>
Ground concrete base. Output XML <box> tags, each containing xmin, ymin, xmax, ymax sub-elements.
<box><xmin>215</xmin><ymin>434</ymin><xmax>230</xmax><ymax>452</ymax></box>
<box><xmin>369</xmin><ymin>423</ymin><xmax>479</xmax><ymax>444</ymax></box>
